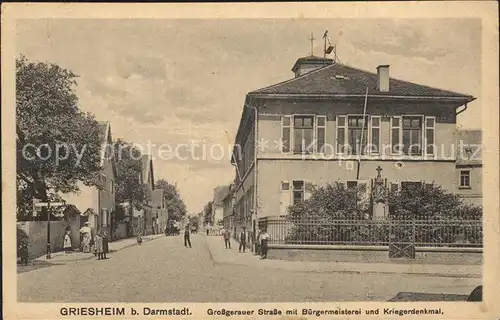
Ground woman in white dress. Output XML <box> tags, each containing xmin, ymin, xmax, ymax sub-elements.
<box><xmin>79</xmin><ymin>222</ymin><xmax>92</xmax><ymax>253</ymax></box>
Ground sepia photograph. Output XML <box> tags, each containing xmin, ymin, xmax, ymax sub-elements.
<box><xmin>2</xmin><ymin>2</ymin><xmax>499</xmax><ymax>319</ymax></box>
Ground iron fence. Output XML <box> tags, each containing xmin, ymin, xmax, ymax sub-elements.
<box><xmin>258</xmin><ymin>216</ymin><xmax>482</xmax><ymax>248</ymax></box>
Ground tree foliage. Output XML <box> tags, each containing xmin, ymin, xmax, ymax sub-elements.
<box><xmin>285</xmin><ymin>183</ymin><xmax>482</xmax><ymax>246</ymax></box>
<box><xmin>16</xmin><ymin>55</ymin><xmax>103</xmax><ymax>220</ymax></box>
<box><xmin>203</xmin><ymin>201</ymin><xmax>213</xmax><ymax>225</ymax></box>
<box><xmin>113</xmin><ymin>139</ymin><xmax>147</xmax><ymax>211</ymax></box>
<box><xmin>155</xmin><ymin>179</ymin><xmax>187</xmax><ymax>222</ymax></box>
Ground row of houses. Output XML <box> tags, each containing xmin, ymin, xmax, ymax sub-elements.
<box><xmin>221</xmin><ymin>55</ymin><xmax>482</xmax><ymax>239</ymax></box>
<box><xmin>59</xmin><ymin>121</ymin><xmax>168</xmax><ymax>241</ymax></box>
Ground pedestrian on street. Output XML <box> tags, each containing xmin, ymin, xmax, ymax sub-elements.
<box><xmin>79</xmin><ymin>222</ymin><xmax>92</xmax><ymax>253</ymax></box>
<box><xmin>95</xmin><ymin>231</ymin><xmax>104</xmax><ymax>260</ymax></box>
<box><xmin>137</xmin><ymin>231</ymin><xmax>143</xmax><ymax>245</ymax></box>
<box><xmin>223</xmin><ymin>228</ymin><xmax>231</xmax><ymax>249</ymax></box>
<box><xmin>260</xmin><ymin>229</ymin><xmax>270</xmax><ymax>259</ymax></box>
<box><xmin>238</xmin><ymin>227</ymin><xmax>247</xmax><ymax>253</ymax></box>
<box><xmin>102</xmin><ymin>231</ymin><xmax>109</xmax><ymax>259</ymax></box>
<box><xmin>19</xmin><ymin>238</ymin><xmax>29</xmax><ymax>266</ymax></box>
<box><xmin>63</xmin><ymin>230</ymin><xmax>72</xmax><ymax>254</ymax></box>
<box><xmin>184</xmin><ymin>226</ymin><xmax>192</xmax><ymax>248</ymax></box>
<box><xmin>255</xmin><ymin>229</ymin><xmax>262</xmax><ymax>256</ymax></box>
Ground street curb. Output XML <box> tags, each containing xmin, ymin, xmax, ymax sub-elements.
<box><xmin>34</xmin><ymin>235</ymin><xmax>165</xmax><ymax>262</ymax></box>
<box><xmin>204</xmin><ymin>237</ymin><xmax>482</xmax><ymax>278</ymax></box>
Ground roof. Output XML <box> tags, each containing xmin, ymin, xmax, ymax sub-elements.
<box><xmin>291</xmin><ymin>55</ymin><xmax>334</xmax><ymax>72</ymax></box>
<box><xmin>97</xmin><ymin>121</ymin><xmax>117</xmax><ymax>178</ymax></box>
<box><xmin>141</xmin><ymin>154</ymin><xmax>153</xmax><ymax>186</ymax></box>
<box><xmin>250</xmin><ymin>62</ymin><xmax>475</xmax><ymax>101</ymax></box>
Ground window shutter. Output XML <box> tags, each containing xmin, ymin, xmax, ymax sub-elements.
<box><xmin>391</xmin><ymin>116</ymin><xmax>402</xmax><ymax>155</ymax></box>
<box><xmin>280</xmin><ymin>181</ymin><xmax>291</xmax><ymax>215</ymax></box>
<box><xmin>316</xmin><ymin>116</ymin><xmax>326</xmax><ymax>153</ymax></box>
<box><xmin>281</xmin><ymin>116</ymin><xmax>291</xmax><ymax>153</ymax></box>
<box><xmin>425</xmin><ymin>116</ymin><xmax>436</xmax><ymax>157</ymax></box>
<box><xmin>370</xmin><ymin>116</ymin><xmax>381</xmax><ymax>155</ymax></box>
<box><xmin>304</xmin><ymin>181</ymin><xmax>314</xmax><ymax>200</ymax></box>
<box><xmin>336</xmin><ymin>116</ymin><xmax>346</xmax><ymax>155</ymax></box>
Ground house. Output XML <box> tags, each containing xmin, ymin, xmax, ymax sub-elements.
<box><xmin>136</xmin><ymin>154</ymin><xmax>155</xmax><ymax>235</ymax></box>
<box><xmin>212</xmin><ymin>185</ymin><xmax>230</xmax><ymax>227</ymax></box>
<box><xmin>230</xmin><ymin>55</ymin><xmax>475</xmax><ymax>234</ymax></box>
<box><xmin>61</xmin><ymin>121</ymin><xmax>117</xmax><ymax>237</ymax></box>
<box><xmin>152</xmin><ymin>189</ymin><xmax>167</xmax><ymax>234</ymax></box>
<box><xmin>222</xmin><ymin>183</ymin><xmax>236</xmax><ymax>231</ymax></box>
<box><xmin>455</xmin><ymin>129</ymin><xmax>482</xmax><ymax>206</ymax></box>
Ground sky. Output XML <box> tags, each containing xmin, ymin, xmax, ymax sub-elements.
<box><xmin>16</xmin><ymin>18</ymin><xmax>482</xmax><ymax>213</ymax></box>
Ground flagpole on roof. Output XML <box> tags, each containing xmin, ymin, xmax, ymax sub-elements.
<box><xmin>356</xmin><ymin>87</ymin><xmax>369</xmax><ymax>181</ymax></box>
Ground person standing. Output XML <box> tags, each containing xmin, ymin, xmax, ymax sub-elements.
<box><xmin>223</xmin><ymin>228</ymin><xmax>231</xmax><ymax>249</ymax></box>
<box><xmin>19</xmin><ymin>238</ymin><xmax>29</xmax><ymax>266</ymax></box>
<box><xmin>184</xmin><ymin>226</ymin><xmax>192</xmax><ymax>248</ymax></box>
<box><xmin>238</xmin><ymin>227</ymin><xmax>247</xmax><ymax>253</ymax></box>
<box><xmin>79</xmin><ymin>222</ymin><xmax>92</xmax><ymax>253</ymax></box>
<box><xmin>63</xmin><ymin>230</ymin><xmax>72</xmax><ymax>254</ymax></box>
<box><xmin>95</xmin><ymin>231</ymin><xmax>104</xmax><ymax>260</ymax></box>
<box><xmin>260</xmin><ymin>229</ymin><xmax>270</xmax><ymax>259</ymax></box>
<box><xmin>255</xmin><ymin>229</ymin><xmax>262</xmax><ymax>256</ymax></box>
<box><xmin>102</xmin><ymin>231</ymin><xmax>109</xmax><ymax>259</ymax></box>
<box><xmin>137</xmin><ymin>231</ymin><xmax>143</xmax><ymax>245</ymax></box>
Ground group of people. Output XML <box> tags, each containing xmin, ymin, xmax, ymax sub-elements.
<box><xmin>222</xmin><ymin>227</ymin><xmax>270</xmax><ymax>259</ymax></box>
<box><xmin>78</xmin><ymin>222</ymin><xmax>109</xmax><ymax>260</ymax></box>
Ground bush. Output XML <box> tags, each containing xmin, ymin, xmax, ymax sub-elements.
<box><xmin>284</xmin><ymin>182</ymin><xmax>482</xmax><ymax>246</ymax></box>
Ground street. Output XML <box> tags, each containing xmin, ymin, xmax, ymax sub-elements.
<box><xmin>17</xmin><ymin>235</ymin><xmax>480</xmax><ymax>302</ymax></box>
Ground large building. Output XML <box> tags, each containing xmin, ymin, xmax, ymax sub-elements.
<box><xmin>231</xmin><ymin>55</ymin><xmax>476</xmax><ymax>236</ymax></box>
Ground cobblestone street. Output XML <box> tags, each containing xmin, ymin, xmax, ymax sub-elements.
<box><xmin>17</xmin><ymin>234</ymin><xmax>480</xmax><ymax>302</ymax></box>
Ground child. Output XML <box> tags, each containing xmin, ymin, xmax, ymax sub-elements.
<box><xmin>137</xmin><ymin>231</ymin><xmax>143</xmax><ymax>245</ymax></box>
<box><xmin>95</xmin><ymin>231</ymin><xmax>104</xmax><ymax>260</ymax></box>
<box><xmin>63</xmin><ymin>230</ymin><xmax>72</xmax><ymax>254</ymax></box>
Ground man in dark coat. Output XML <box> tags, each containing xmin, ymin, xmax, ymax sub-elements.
<box><xmin>238</xmin><ymin>227</ymin><xmax>247</xmax><ymax>253</ymax></box>
<box><xmin>102</xmin><ymin>232</ymin><xmax>109</xmax><ymax>259</ymax></box>
<box><xmin>184</xmin><ymin>226</ymin><xmax>192</xmax><ymax>248</ymax></box>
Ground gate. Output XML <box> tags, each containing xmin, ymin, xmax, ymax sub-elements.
<box><xmin>389</xmin><ymin>219</ymin><xmax>416</xmax><ymax>258</ymax></box>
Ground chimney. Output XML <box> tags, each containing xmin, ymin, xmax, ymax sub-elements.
<box><xmin>377</xmin><ymin>65</ymin><xmax>390</xmax><ymax>92</ymax></box>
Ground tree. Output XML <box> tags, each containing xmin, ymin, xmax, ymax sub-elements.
<box><xmin>285</xmin><ymin>183</ymin><xmax>482</xmax><ymax>245</ymax></box>
<box><xmin>114</xmin><ymin>139</ymin><xmax>147</xmax><ymax>211</ymax></box>
<box><xmin>155</xmin><ymin>179</ymin><xmax>187</xmax><ymax>222</ymax></box>
<box><xmin>16</xmin><ymin>55</ymin><xmax>103</xmax><ymax>220</ymax></box>
<box><xmin>203</xmin><ymin>201</ymin><xmax>213</xmax><ymax>226</ymax></box>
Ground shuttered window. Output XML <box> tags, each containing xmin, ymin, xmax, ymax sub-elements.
<box><xmin>281</xmin><ymin>116</ymin><xmax>291</xmax><ymax>153</ymax></box>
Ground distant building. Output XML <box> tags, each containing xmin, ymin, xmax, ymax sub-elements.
<box><xmin>222</xmin><ymin>183</ymin><xmax>236</xmax><ymax>231</ymax></box>
<box><xmin>455</xmin><ymin>130</ymin><xmax>482</xmax><ymax>206</ymax></box>
<box><xmin>231</xmin><ymin>55</ymin><xmax>475</xmax><ymax>235</ymax></box>
<box><xmin>212</xmin><ymin>185</ymin><xmax>230</xmax><ymax>226</ymax></box>
<box><xmin>140</xmin><ymin>154</ymin><xmax>155</xmax><ymax>235</ymax></box>
<box><xmin>61</xmin><ymin>121</ymin><xmax>117</xmax><ymax>237</ymax></box>
<box><xmin>152</xmin><ymin>189</ymin><xmax>167</xmax><ymax>234</ymax></box>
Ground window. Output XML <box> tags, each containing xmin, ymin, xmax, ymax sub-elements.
<box><xmin>293</xmin><ymin>116</ymin><xmax>314</xmax><ymax>154</ymax></box>
<box><xmin>280</xmin><ymin>181</ymin><xmax>290</xmax><ymax>191</ymax></box>
<box><xmin>370</xmin><ymin>116</ymin><xmax>381</xmax><ymax>154</ymax></box>
<box><xmin>402</xmin><ymin>117</ymin><xmax>423</xmax><ymax>155</ymax></box>
<box><xmin>336</xmin><ymin>116</ymin><xmax>346</xmax><ymax>154</ymax></box>
<box><xmin>281</xmin><ymin>116</ymin><xmax>291</xmax><ymax>153</ymax></box>
<box><xmin>347</xmin><ymin>116</ymin><xmax>368</xmax><ymax>155</ymax></box>
<box><xmin>316</xmin><ymin>116</ymin><xmax>326</xmax><ymax>153</ymax></box>
<box><xmin>401</xmin><ymin>181</ymin><xmax>422</xmax><ymax>192</ymax></box>
<box><xmin>391</xmin><ymin>116</ymin><xmax>402</xmax><ymax>154</ymax></box>
<box><xmin>292</xmin><ymin>180</ymin><xmax>305</xmax><ymax>204</ymax></box>
<box><xmin>425</xmin><ymin>116</ymin><xmax>435</xmax><ymax>156</ymax></box>
<box><xmin>460</xmin><ymin>171</ymin><xmax>470</xmax><ymax>188</ymax></box>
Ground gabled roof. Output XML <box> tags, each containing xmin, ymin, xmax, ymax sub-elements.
<box><xmin>141</xmin><ymin>154</ymin><xmax>154</xmax><ymax>188</ymax></box>
<box><xmin>250</xmin><ymin>62</ymin><xmax>475</xmax><ymax>102</ymax></box>
<box><xmin>97</xmin><ymin>121</ymin><xmax>117</xmax><ymax>178</ymax></box>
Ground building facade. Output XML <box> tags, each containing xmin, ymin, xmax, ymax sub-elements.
<box><xmin>62</xmin><ymin>121</ymin><xmax>117</xmax><ymax>237</ymax></box>
<box><xmin>455</xmin><ymin>130</ymin><xmax>482</xmax><ymax>206</ymax></box>
<box><xmin>231</xmin><ymin>56</ymin><xmax>475</xmax><ymax>236</ymax></box>
<box><xmin>212</xmin><ymin>185</ymin><xmax>230</xmax><ymax>227</ymax></box>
